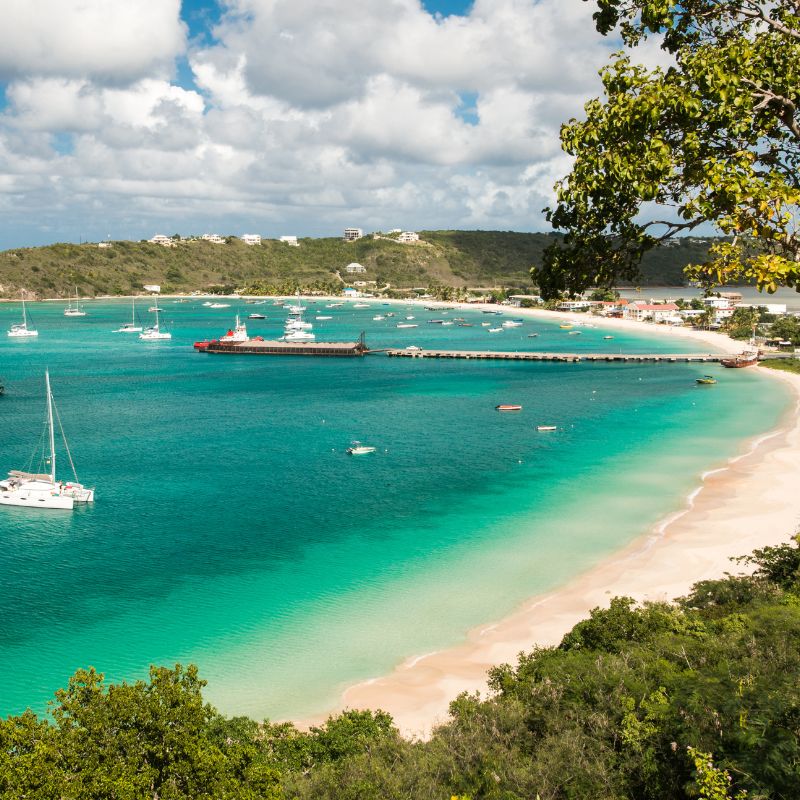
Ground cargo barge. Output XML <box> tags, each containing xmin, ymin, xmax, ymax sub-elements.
<box><xmin>195</xmin><ymin>335</ymin><xmax>367</xmax><ymax>357</ymax></box>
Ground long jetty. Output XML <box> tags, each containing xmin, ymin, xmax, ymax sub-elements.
<box><xmin>384</xmin><ymin>349</ymin><xmax>732</xmax><ymax>363</ymax></box>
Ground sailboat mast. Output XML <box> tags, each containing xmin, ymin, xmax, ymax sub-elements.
<box><xmin>21</xmin><ymin>293</ymin><xmax>27</xmax><ymax>326</ymax></box>
<box><xmin>131</xmin><ymin>297</ymin><xmax>136</xmax><ymax>325</ymax></box>
<box><xmin>46</xmin><ymin>370</ymin><xmax>56</xmax><ymax>483</ymax></box>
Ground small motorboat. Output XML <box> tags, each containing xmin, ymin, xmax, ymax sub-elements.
<box><xmin>347</xmin><ymin>441</ymin><xmax>376</xmax><ymax>455</ymax></box>
<box><xmin>315</xmin><ymin>315</ymin><xmax>332</xmax><ymax>320</ymax></box>
<box><xmin>537</xmin><ymin>425</ymin><xmax>557</xmax><ymax>431</ymax></box>
<box><xmin>603</xmin><ymin>335</ymin><xmax>614</xmax><ymax>340</ymax></box>
<box><xmin>488</xmin><ymin>327</ymin><xmax>503</xmax><ymax>333</ymax></box>
<box><xmin>372</xmin><ymin>315</ymin><xmax>385</xmax><ymax>321</ymax></box>
<box><xmin>248</xmin><ymin>313</ymin><xmax>266</xmax><ymax>319</ymax></box>
<box><xmin>568</xmin><ymin>330</ymin><xmax>582</xmax><ymax>335</ymax></box>
<box><xmin>528</xmin><ymin>333</ymin><xmax>539</xmax><ymax>338</ymax></box>
<box><xmin>496</xmin><ymin>404</ymin><xmax>522</xmax><ymax>411</ymax></box>
<box><xmin>396</xmin><ymin>323</ymin><xmax>417</xmax><ymax>328</ymax></box>
<box><xmin>696</xmin><ymin>376</ymin><xmax>718</xmax><ymax>385</ymax></box>
<box><xmin>560</xmin><ymin>323</ymin><xmax>573</xmax><ymax>329</ymax></box>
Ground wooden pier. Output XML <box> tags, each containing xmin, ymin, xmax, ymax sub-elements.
<box><xmin>384</xmin><ymin>349</ymin><xmax>732</xmax><ymax>363</ymax></box>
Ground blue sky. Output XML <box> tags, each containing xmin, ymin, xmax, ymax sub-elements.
<box><xmin>0</xmin><ymin>1</ymin><xmax>617</xmax><ymax>249</ymax></box>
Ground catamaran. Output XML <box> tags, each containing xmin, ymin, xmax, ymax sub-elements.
<box><xmin>140</xmin><ymin>305</ymin><xmax>171</xmax><ymax>340</ymax></box>
<box><xmin>7</xmin><ymin>293</ymin><xmax>38</xmax><ymax>337</ymax></box>
<box><xmin>64</xmin><ymin>287</ymin><xmax>87</xmax><ymax>317</ymax></box>
<box><xmin>114</xmin><ymin>298</ymin><xmax>143</xmax><ymax>332</ymax></box>
<box><xmin>0</xmin><ymin>371</ymin><xmax>95</xmax><ymax>510</ymax></box>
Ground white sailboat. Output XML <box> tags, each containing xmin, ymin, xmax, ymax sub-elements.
<box><xmin>114</xmin><ymin>298</ymin><xmax>143</xmax><ymax>332</ymax></box>
<box><xmin>139</xmin><ymin>305</ymin><xmax>171</xmax><ymax>340</ymax></box>
<box><xmin>64</xmin><ymin>287</ymin><xmax>87</xmax><ymax>317</ymax></box>
<box><xmin>0</xmin><ymin>371</ymin><xmax>95</xmax><ymax>510</ymax></box>
<box><xmin>7</xmin><ymin>292</ymin><xmax>38</xmax><ymax>338</ymax></box>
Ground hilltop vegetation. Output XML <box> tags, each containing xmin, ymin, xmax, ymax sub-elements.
<box><xmin>2</xmin><ymin>537</ymin><xmax>799</xmax><ymax>799</ymax></box>
<box><xmin>0</xmin><ymin>232</ymin><xmax>718</xmax><ymax>299</ymax></box>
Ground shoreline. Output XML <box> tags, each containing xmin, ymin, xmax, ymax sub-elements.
<box><xmin>295</xmin><ymin>310</ymin><xmax>799</xmax><ymax>739</ymax></box>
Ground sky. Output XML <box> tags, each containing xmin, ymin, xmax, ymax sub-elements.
<box><xmin>0</xmin><ymin>0</ymin><xmax>647</xmax><ymax>248</ymax></box>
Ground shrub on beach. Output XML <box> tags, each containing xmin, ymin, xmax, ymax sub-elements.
<box><xmin>2</xmin><ymin>538</ymin><xmax>800</xmax><ymax>799</ymax></box>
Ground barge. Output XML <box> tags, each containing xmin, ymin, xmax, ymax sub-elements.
<box><xmin>195</xmin><ymin>335</ymin><xmax>367</xmax><ymax>357</ymax></box>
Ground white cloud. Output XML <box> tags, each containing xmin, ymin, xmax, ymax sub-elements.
<box><xmin>0</xmin><ymin>0</ymin><xmax>637</xmax><ymax>247</ymax></box>
<box><xmin>0</xmin><ymin>0</ymin><xmax>186</xmax><ymax>83</ymax></box>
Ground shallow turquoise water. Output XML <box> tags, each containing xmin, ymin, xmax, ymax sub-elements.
<box><xmin>0</xmin><ymin>299</ymin><xmax>790</xmax><ymax>718</ymax></box>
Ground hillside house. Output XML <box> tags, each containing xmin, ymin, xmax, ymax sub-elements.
<box><xmin>344</xmin><ymin>228</ymin><xmax>363</xmax><ymax>241</ymax></box>
<box><xmin>149</xmin><ymin>234</ymin><xmax>175</xmax><ymax>247</ymax></box>
<box><xmin>241</xmin><ymin>234</ymin><xmax>262</xmax><ymax>246</ymax></box>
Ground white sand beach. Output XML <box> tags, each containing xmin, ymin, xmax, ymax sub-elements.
<box><xmin>301</xmin><ymin>306</ymin><xmax>800</xmax><ymax>739</ymax></box>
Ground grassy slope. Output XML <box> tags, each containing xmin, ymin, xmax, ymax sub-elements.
<box><xmin>760</xmin><ymin>358</ymin><xmax>800</xmax><ymax>374</ymax></box>
<box><xmin>0</xmin><ymin>232</ymin><xmax>716</xmax><ymax>298</ymax></box>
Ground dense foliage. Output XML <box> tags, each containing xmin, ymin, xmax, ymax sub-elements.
<box><xmin>535</xmin><ymin>1</ymin><xmax>800</xmax><ymax>298</ymax></box>
<box><xmin>0</xmin><ymin>232</ymin><xmax>718</xmax><ymax>299</ymax></box>
<box><xmin>3</xmin><ymin>538</ymin><xmax>800</xmax><ymax>798</ymax></box>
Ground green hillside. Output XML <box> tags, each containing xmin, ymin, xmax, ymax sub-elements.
<box><xmin>0</xmin><ymin>232</ymin><xmax>717</xmax><ymax>299</ymax></box>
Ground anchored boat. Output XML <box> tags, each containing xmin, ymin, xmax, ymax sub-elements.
<box><xmin>0</xmin><ymin>371</ymin><xmax>95</xmax><ymax>510</ymax></box>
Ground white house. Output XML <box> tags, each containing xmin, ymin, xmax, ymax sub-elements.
<box><xmin>149</xmin><ymin>234</ymin><xmax>175</xmax><ymax>247</ymax></box>
<box><xmin>97</xmin><ymin>241</ymin><xmax>112</xmax><ymax>248</ymax></box>
<box><xmin>397</xmin><ymin>231</ymin><xmax>420</xmax><ymax>243</ymax></box>
<box><xmin>740</xmin><ymin>303</ymin><xmax>787</xmax><ymax>315</ymax></box>
<box><xmin>344</xmin><ymin>228</ymin><xmax>363</xmax><ymax>241</ymax></box>
<box><xmin>345</xmin><ymin>262</ymin><xmax>367</xmax><ymax>274</ymax></box>
<box><xmin>557</xmin><ymin>300</ymin><xmax>592</xmax><ymax>312</ymax></box>
<box><xmin>143</xmin><ymin>284</ymin><xmax>161</xmax><ymax>294</ymax></box>
<box><xmin>201</xmin><ymin>233</ymin><xmax>226</xmax><ymax>244</ymax></box>
<box><xmin>280</xmin><ymin>236</ymin><xmax>299</xmax><ymax>246</ymax></box>
<box><xmin>241</xmin><ymin>234</ymin><xmax>262</xmax><ymax>246</ymax></box>
<box><xmin>624</xmin><ymin>302</ymin><xmax>680</xmax><ymax>322</ymax></box>
<box><xmin>343</xmin><ymin>287</ymin><xmax>361</xmax><ymax>298</ymax></box>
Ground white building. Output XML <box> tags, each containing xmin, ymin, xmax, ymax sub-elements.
<box><xmin>343</xmin><ymin>287</ymin><xmax>361</xmax><ymax>298</ymax></box>
<box><xmin>740</xmin><ymin>303</ymin><xmax>787</xmax><ymax>315</ymax></box>
<box><xmin>97</xmin><ymin>241</ymin><xmax>112</xmax><ymax>248</ymax></box>
<box><xmin>624</xmin><ymin>302</ymin><xmax>681</xmax><ymax>323</ymax></box>
<box><xmin>344</xmin><ymin>228</ymin><xmax>363</xmax><ymax>241</ymax></box>
<box><xmin>280</xmin><ymin>236</ymin><xmax>299</xmax><ymax>246</ymax></box>
<box><xmin>345</xmin><ymin>262</ymin><xmax>367</xmax><ymax>274</ymax></box>
<box><xmin>557</xmin><ymin>300</ymin><xmax>592</xmax><ymax>312</ymax></box>
<box><xmin>143</xmin><ymin>284</ymin><xmax>161</xmax><ymax>294</ymax></box>
<box><xmin>149</xmin><ymin>234</ymin><xmax>175</xmax><ymax>247</ymax></box>
<box><xmin>241</xmin><ymin>234</ymin><xmax>262</xmax><ymax>246</ymax></box>
<box><xmin>201</xmin><ymin>233</ymin><xmax>226</xmax><ymax>244</ymax></box>
<box><xmin>397</xmin><ymin>231</ymin><xmax>420</xmax><ymax>243</ymax></box>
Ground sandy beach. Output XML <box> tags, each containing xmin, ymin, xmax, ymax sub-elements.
<box><xmin>299</xmin><ymin>305</ymin><xmax>800</xmax><ymax>739</ymax></box>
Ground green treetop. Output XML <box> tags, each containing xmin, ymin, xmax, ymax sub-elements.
<box><xmin>534</xmin><ymin>0</ymin><xmax>800</xmax><ymax>299</ymax></box>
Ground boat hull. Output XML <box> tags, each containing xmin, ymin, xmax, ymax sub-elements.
<box><xmin>0</xmin><ymin>483</ymin><xmax>74</xmax><ymax>510</ymax></box>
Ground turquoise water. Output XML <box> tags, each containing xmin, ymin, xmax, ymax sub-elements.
<box><xmin>0</xmin><ymin>299</ymin><xmax>791</xmax><ymax>719</ymax></box>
